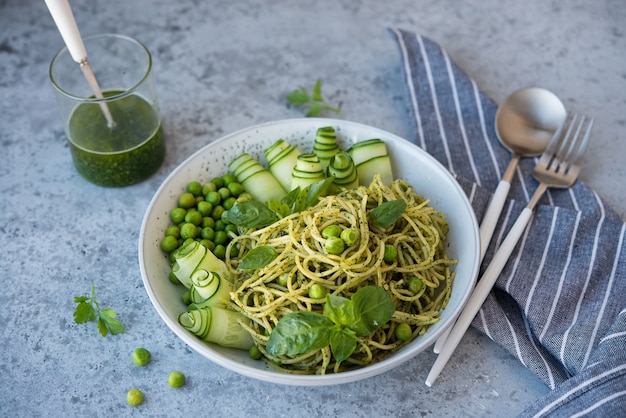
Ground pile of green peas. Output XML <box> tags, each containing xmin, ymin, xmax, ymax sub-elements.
<box><xmin>160</xmin><ymin>174</ymin><xmax>250</xmax><ymax>260</ymax></box>
<box><xmin>321</xmin><ymin>224</ymin><xmax>358</xmax><ymax>255</ymax></box>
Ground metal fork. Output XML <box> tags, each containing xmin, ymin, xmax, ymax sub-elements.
<box><xmin>425</xmin><ymin>113</ymin><xmax>594</xmax><ymax>386</ymax></box>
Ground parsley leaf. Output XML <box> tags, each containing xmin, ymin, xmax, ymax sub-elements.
<box><xmin>286</xmin><ymin>79</ymin><xmax>341</xmax><ymax>117</ymax></box>
<box><xmin>73</xmin><ymin>285</ymin><xmax>125</xmax><ymax>337</ymax></box>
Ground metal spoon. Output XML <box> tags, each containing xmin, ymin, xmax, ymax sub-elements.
<box><xmin>433</xmin><ymin>87</ymin><xmax>566</xmax><ymax>354</ymax></box>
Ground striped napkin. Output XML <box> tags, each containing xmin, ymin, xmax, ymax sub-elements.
<box><xmin>389</xmin><ymin>29</ymin><xmax>626</xmax><ymax>416</ymax></box>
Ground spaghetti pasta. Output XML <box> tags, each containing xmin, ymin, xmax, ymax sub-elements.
<box><xmin>225</xmin><ymin>174</ymin><xmax>457</xmax><ymax>374</ymax></box>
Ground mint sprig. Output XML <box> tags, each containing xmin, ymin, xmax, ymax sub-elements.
<box><xmin>286</xmin><ymin>79</ymin><xmax>341</xmax><ymax>117</ymax></box>
<box><xmin>73</xmin><ymin>285</ymin><xmax>125</xmax><ymax>337</ymax></box>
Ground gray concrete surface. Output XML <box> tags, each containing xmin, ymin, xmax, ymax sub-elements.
<box><xmin>1</xmin><ymin>0</ymin><xmax>624</xmax><ymax>416</ymax></box>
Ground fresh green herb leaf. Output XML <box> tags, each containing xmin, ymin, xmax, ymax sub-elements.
<box><xmin>239</xmin><ymin>246</ymin><xmax>278</xmax><ymax>270</ymax></box>
<box><xmin>73</xmin><ymin>301</ymin><xmax>97</xmax><ymax>324</ymax></box>
<box><xmin>222</xmin><ymin>200</ymin><xmax>279</xmax><ymax>228</ymax></box>
<box><xmin>324</xmin><ymin>294</ymin><xmax>356</xmax><ymax>327</ymax></box>
<box><xmin>304</xmin><ymin>177</ymin><xmax>335</xmax><ymax>208</ymax></box>
<box><xmin>286</xmin><ymin>79</ymin><xmax>341</xmax><ymax>117</ymax></box>
<box><xmin>370</xmin><ymin>199</ymin><xmax>407</xmax><ymax>228</ymax></box>
<box><xmin>285</xmin><ymin>87</ymin><xmax>311</xmax><ymax>106</ymax></box>
<box><xmin>267</xmin><ymin>199</ymin><xmax>291</xmax><ymax>219</ymax></box>
<box><xmin>280</xmin><ymin>187</ymin><xmax>301</xmax><ymax>211</ymax></box>
<box><xmin>330</xmin><ymin>328</ymin><xmax>357</xmax><ymax>364</ymax></box>
<box><xmin>73</xmin><ymin>285</ymin><xmax>124</xmax><ymax>337</ymax></box>
<box><xmin>266</xmin><ymin>311</ymin><xmax>334</xmax><ymax>356</ymax></box>
<box><xmin>99</xmin><ymin>308</ymin><xmax>125</xmax><ymax>336</ymax></box>
<box><xmin>348</xmin><ymin>286</ymin><xmax>396</xmax><ymax>337</ymax></box>
<box><xmin>266</xmin><ymin>286</ymin><xmax>395</xmax><ymax>363</ymax></box>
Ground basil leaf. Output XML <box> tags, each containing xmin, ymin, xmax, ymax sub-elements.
<box><xmin>369</xmin><ymin>199</ymin><xmax>407</xmax><ymax>228</ymax></box>
<box><xmin>267</xmin><ymin>199</ymin><xmax>291</xmax><ymax>219</ymax></box>
<box><xmin>330</xmin><ymin>328</ymin><xmax>357</xmax><ymax>364</ymax></box>
<box><xmin>266</xmin><ymin>312</ymin><xmax>334</xmax><ymax>356</ymax></box>
<box><xmin>304</xmin><ymin>177</ymin><xmax>335</xmax><ymax>208</ymax></box>
<box><xmin>281</xmin><ymin>187</ymin><xmax>300</xmax><ymax>210</ymax></box>
<box><xmin>239</xmin><ymin>246</ymin><xmax>277</xmax><ymax>270</ymax></box>
<box><xmin>291</xmin><ymin>187</ymin><xmax>309</xmax><ymax>213</ymax></box>
<box><xmin>324</xmin><ymin>294</ymin><xmax>356</xmax><ymax>327</ymax></box>
<box><xmin>222</xmin><ymin>200</ymin><xmax>279</xmax><ymax>229</ymax></box>
<box><xmin>348</xmin><ymin>286</ymin><xmax>395</xmax><ymax>337</ymax></box>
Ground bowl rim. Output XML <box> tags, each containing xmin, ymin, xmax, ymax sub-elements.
<box><xmin>138</xmin><ymin>117</ymin><xmax>480</xmax><ymax>385</ymax></box>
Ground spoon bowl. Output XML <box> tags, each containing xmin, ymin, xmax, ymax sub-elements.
<box><xmin>495</xmin><ymin>87</ymin><xmax>567</xmax><ymax>157</ymax></box>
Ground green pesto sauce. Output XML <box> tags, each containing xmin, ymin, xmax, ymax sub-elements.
<box><xmin>68</xmin><ymin>90</ymin><xmax>165</xmax><ymax>187</ymax></box>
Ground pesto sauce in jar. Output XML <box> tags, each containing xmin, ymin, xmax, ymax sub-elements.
<box><xmin>67</xmin><ymin>90</ymin><xmax>165</xmax><ymax>187</ymax></box>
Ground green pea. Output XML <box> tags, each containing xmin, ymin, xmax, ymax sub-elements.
<box><xmin>202</xmin><ymin>216</ymin><xmax>215</xmax><ymax>228</ymax></box>
<box><xmin>218</xmin><ymin>187</ymin><xmax>231</xmax><ymax>200</ymax></box>
<box><xmin>168</xmin><ymin>371</ymin><xmax>186</xmax><ymax>388</ymax></box>
<box><xmin>184</xmin><ymin>210</ymin><xmax>203</xmax><ymax>226</ymax></box>
<box><xmin>340</xmin><ymin>229</ymin><xmax>358</xmax><ymax>246</ymax></box>
<box><xmin>322</xmin><ymin>224</ymin><xmax>342</xmax><ymax>239</ymax></box>
<box><xmin>169</xmin><ymin>271</ymin><xmax>180</xmax><ymax>285</ymax></box>
<box><xmin>225</xmin><ymin>224</ymin><xmax>238</xmax><ymax>235</ymax></box>
<box><xmin>165</xmin><ymin>225</ymin><xmax>180</xmax><ymax>238</ymax></box>
<box><xmin>160</xmin><ymin>236</ymin><xmax>179</xmax><ymax>253</ymax></box>
<box><xmin>126</xmin><ymin>389</ymin><xmax>144</xmax><ymax>406</ymax></box>
<box><xmin>325</xmin><ymin>236</ymin><xmax>345</xmax><ymax>255</ymax></box>
<box><xmin>383</xmin><ymin>244</ymin><xmax>397</xmax><ymax>263</ymax></box>
<box><xmin>236</xmin><ymin>192</ymin><xmax>253</xmax><ymax>203</ymax></box>
<box><xmin>394</xmin><ymin>323</ymin><xmax>413</xmax><ymax>341</ymax></box>
<box><xmin>211</xmin><ymin>205</ymin><xmax>225</xmax><ymax>220</ymax></box>
<box><xmin>227</xmin><ymin>182</ymin><xmax>244</xmax><ymax>197</ymax></box>
<box><xmin>308</xmin><ymin>283</ymin><xmax>327</xmax><ymax>299</ymax></box>
<box><xmin>277</xmin><ymin>273</ymin><xmax>289</xmax><ymax>287</ymax></box>
<box><xmin>178</xmin><ymin>192</ymin><xmax>196</xmax><ymax>209</ymax></box>
<box><xmin>186</xmin><ymin>181</ymin><xmax>203</xmax><ymax>196</ymax></box>
<box><xmin>214</xmin><ymin>219</ymin><xmax>226</xmax><ymax>231</ymax></box>
<box><xmin>229</xmin><ymin>244</ymin><xmax>239</xmax><ymax>258</ymax></box>
<box><xmin>180</xmin><ymin>223</ymin><xmax>197</xmax><ymax>239</ymax></box>
<box><xmin>222</xmin><ymin>173</ymin><xmax>238</xmax><ymax>185</ymax></box>
<box><xmin>407</xmin><ymin>277</ymin><xmax>423</xmax><ymax>294</ymax></box>
<box><xmin>205</xmin><ymin>190</ymin><xmax>221</xmax><ymax>206</ymax></box>
<box><xmin>211</xmin><ymin>176</ymin><xmax>225</xmax><ymax>188</ymax></box>
<box><xmin>202</xmin><ymin>182</ymin><xmax>217</xmax><ymax>196</ymax></box>
<box><xmin>223</xmin><ymin>196</ymin><xmax>236</xmax><ymax>210</ymax></box>
<box><xmin>170</xmin><ymin>207</ymin><xmax>187</xmax><ymax>224</ymax></box>
<box><xmin>181</xmin><ymin>290</ymin><xmax>191</xmax><ymax>305</ymax></box>
<box><xmin>132</xmin><ymin>348</ymin><xmax>151</xmax><ymax>366</ymax></box>
<box><xmin>214</xmin><ymin>230</ymin><xmax>228</xmax><ymax>245</ymax></box>
<box><xmin>213</xmin><ymin>244</ymin><xmax>226</xmax><ymax>259</ymax></box>
<box><xmin>201</xmin><ymin>227</ymin><xmax>215</xmax><ymax>241</ymax></box>
<box><xmin>249</xmin><ymin>345</ymin><xmax>263</xmax><ymax>360</ymax></box>
<box><xmin>195</xmin><ymin>195</ymin><xmax>204</xmax><ymax>204</ymax></box>
<box><xmin>197</xmin><ymin>201</ymin><xmax>213</xmax><ymax>217</ymax></box>
<box><xmin>202</xmin><ymin>240</ymin><xmax>216</xmax><ymax>251</ymax></box>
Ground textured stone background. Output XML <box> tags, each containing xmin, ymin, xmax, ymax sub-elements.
<box><xmin>1</xmin><ymin>0</ymin><xmax>624</xmax><ymax>416</ymax></box>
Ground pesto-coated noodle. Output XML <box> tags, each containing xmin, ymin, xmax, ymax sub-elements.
<box><xmin>225</xmin><ymin>174</ymin><xmax>457</xmax><ymax>374</ymax></box>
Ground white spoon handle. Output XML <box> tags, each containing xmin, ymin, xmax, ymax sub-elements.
<box><xmin>425</xmin><ymin>206</ymin><xmax>533</xmax><ymax>386</ymax></box>
<box><xmin>478</xmin><ymin>179</ymin><xmax>511</xmax><ymax>260</ymax></box>
<box><xmin>432</xmin><ymin>179</ymin><xmax>511</xmax><ymax>353</ymax></box>
<box><xmin>45</xmin><ymin>0</ymin><xmax>87</xmax><ymax>63</ymax></box>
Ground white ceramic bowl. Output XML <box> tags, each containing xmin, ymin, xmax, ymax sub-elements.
<box><xmin>139</xmin><ymin>118</ymin><xmax>479</xmax><ymax>385</ymax></box>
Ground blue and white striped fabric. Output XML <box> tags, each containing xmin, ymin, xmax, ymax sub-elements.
<box><xmin>389</xmin><ymin>28</ymin><xmax>626</xmax><ymax>416</ymax></box>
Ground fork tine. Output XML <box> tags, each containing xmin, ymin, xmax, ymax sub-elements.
<box><xmin>539</xmin><ymin>113</ymin><xmax>576</xmax><ymax>170</ymax></box>
<box><xmin>566</xmin><ymin>116</ymin><xmax>594</xmax><ymax>175</ymax></box>
<box><xmin>556</xmin><ymin>114</ymin><xmax>581</xmax><ymax>164</ymax></box>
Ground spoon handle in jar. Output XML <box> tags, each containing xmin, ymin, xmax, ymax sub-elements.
<box><xmin>44</xmin><ymin>0</ymin><xmax>87</xmax><ymax>63</ymax></box>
